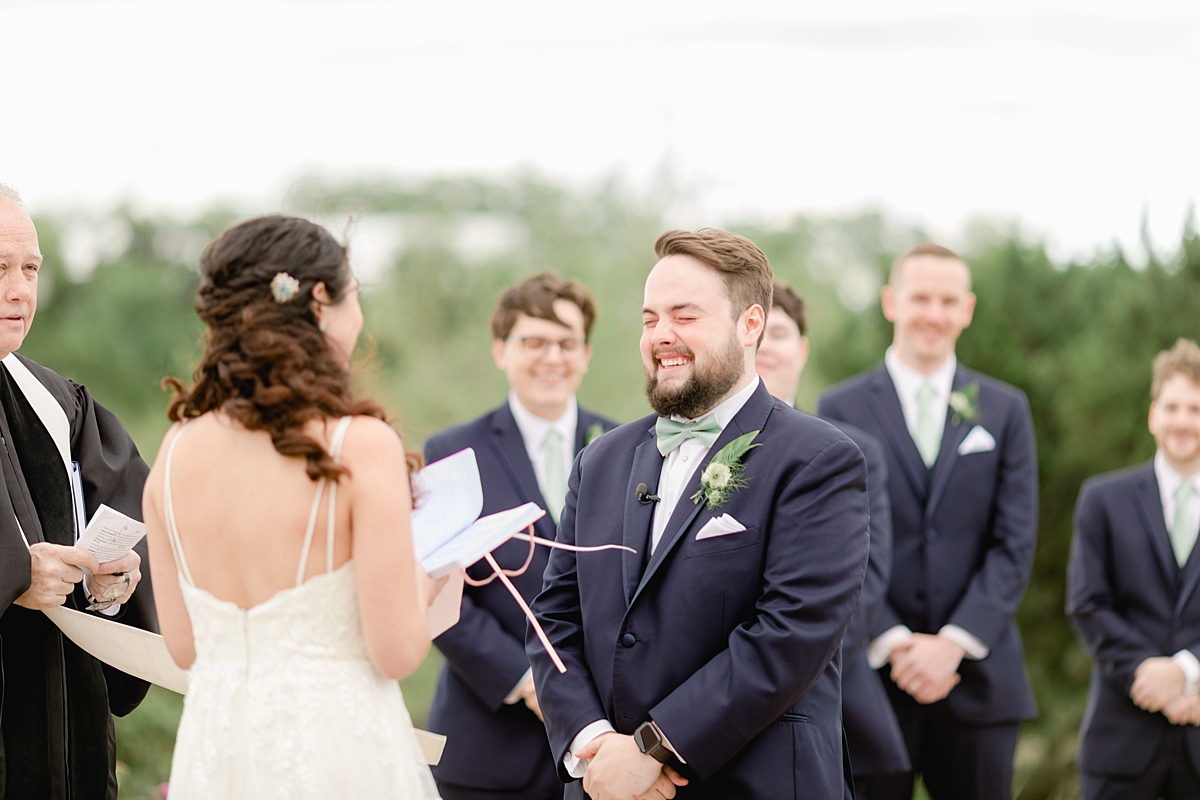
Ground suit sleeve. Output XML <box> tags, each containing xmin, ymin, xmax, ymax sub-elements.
<box><xmin>70</xmin><ymin>383</ymin><xmax>155</xmax><ymax>715</ymax></box>
<box><xmin>649</xmin><ymin>438</ymin><xmax>870</xmax><ymax>780</ymax></box>
<box><xmin>527</xmin><ymin>450</ymin><xmax>611</xmax><ymax>780</ymax></box>
<box><xmin>943</xmin><ymin>392</ymin><xmax>1038</xmax><ymax>649</ymax></box>
<box><xmin>1067</xmin><ymin>482</ymin><xmax>1162</xmax><ymax>690</ymax></box>
<box><xmin>841</xmin><ymin>433</ymin><xmax>892</xmax><ymax>665</ymax></box>
<box><xmin>426</xmin><ymin>436</ymin><xmax>532</xmax><ymax>711</ymax></box>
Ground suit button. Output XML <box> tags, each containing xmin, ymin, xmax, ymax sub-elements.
<box><xmin>925</xmin><ymin>529</ymin><xmax>938</xmax><ymax>543</ymax></box>
<box><xmin>622</xmin><ymin>633</ymin><xmax>637</xmax><ymax>648</ymax></box>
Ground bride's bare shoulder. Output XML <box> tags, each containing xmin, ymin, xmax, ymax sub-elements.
<box><xmin>334</xmin><ymin>416</ymin><xmax>404</xmax><ymax>464</ymax></box>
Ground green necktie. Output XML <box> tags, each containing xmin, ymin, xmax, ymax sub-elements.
<box><xmin>542</xmin><ymin>429</ymin><xmax>567</xmax><ymax>525</ymax></box>
<box><xmin>1171</xmin><ymin>481</ymin><xmax>1197</xmax><ymax>567</ymax></box>
<box><xmin>655</xmin><ymin>415</ymin><xmax>722</xmax><ymax>456</ymax></box>
<box><xmin>914</xmin><ymin>383</ymin><xmax>942</xmax><ymax>468</ymax></box>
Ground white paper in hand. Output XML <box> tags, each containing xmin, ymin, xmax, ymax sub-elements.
<box><xmin>75</xmin><ymin>505</ymin><xmax>146</xmax><ymax>563</ymax></box>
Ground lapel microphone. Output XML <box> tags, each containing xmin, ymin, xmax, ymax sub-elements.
<box><xmin>636</xmin><ymin>483</ymin><xmax>661</xmax><ymax>504</ymax></box>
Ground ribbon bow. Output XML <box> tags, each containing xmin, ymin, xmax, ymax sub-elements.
<box><xmin>656</xmin><ymin>414</ymin><xmax>722</xmax><ymax>455</ymax></box>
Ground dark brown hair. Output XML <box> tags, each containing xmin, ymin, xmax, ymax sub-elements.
<box><xmin>654</xmin><ymin>229</ymin><xmax>774</xmax><ymax>343</ymax></box>
<box><xmin>489</xmin><ymin>271</ymin><xmax>598</xmax><ymax>341</ymax></box>
<box><xmin>771</xmin><ymin>281</ymin><xmax>807</xmax><ymax>336</ymax></box>
<box><xmin>1152</xmin><ymin>338</ymin><xmax>1200</xmax><ymax>400</ymax></box>
<box><xmin>166</xmin><ymin>215</ymin><xmax>420</xmax><ymax>482</ymax></box>
<box><xmin>889</xmin><ymin>241</ymin><xmax>971</xmax><ymax>287</ymax></box>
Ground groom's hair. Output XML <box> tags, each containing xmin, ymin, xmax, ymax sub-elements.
<box><xmin>1152</xmin><ymin>338</ymin><xmax>1200</xmax><ymax>399</ymax></box>
<box><xmin>489</xmin><ymin>271</ymin><xmax>597</xmax><ymax>342</ymax></box>
<box><xmin>654</xmin><ymin>229</ymin><xmax>773</xmax><ymax>332</ymax></box>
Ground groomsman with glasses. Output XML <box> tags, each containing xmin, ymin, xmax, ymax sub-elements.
<box><xmin>757</xmin><ymin>281</ymin><xmax>911</xmax><ymax>794</ymax></box>
<box><xmin>424</xmin><ymin>271</ymin><xmax>617</xmax><ymax>800</ymax></box>
<box><xmin>1068</xmin><ymin>338</ymin><xmax>1200</xmax><ymax>799</ymax></box>
<box><xmin>819</xmin><ymin>242</ymin><xmax>1039</xmax><ymax>800</ymax></box>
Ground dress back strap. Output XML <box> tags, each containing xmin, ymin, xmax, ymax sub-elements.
<box><xmin>162</xmin><ymin>422</ymin><xmax>196</xmax><ymax>587</ymax></box>
<box><xmin>295</xmin><ymin>416</ymin><xmax>354</xmax><ymax>584</ymax></box>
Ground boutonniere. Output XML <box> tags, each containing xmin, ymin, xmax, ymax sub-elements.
<box><xmin>690</xmin><ymin>430</ymin><xmax>762</xmax><ymax>510</ymax></box>
<box><xmin>948</xmin><ymin>382</ymin><xmax>981</xmax><ymax>426</ymax></box>
<box><xmin>584</xmin><ymin>421</ymin><xmax>606</xmax><ymax>446</ymax></box>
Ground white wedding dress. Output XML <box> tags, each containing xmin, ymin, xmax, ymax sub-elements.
<box><xmin>162</xmin><ymin>417</ymin><xmax>441</xmax><ymax>799</ymax></box>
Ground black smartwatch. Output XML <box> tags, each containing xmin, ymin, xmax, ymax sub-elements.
<box><xmin>633</xmin><ymin>721</ymin><xmax>672</xmax><ymax>764</ymax></box>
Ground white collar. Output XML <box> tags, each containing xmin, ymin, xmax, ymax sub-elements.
<box><xmin>885</xmin><ymin>346</ymin><xmax>958</xmax><ymax>403</ymax></box>
<box><xmin>508</xmin><ymin>392</ymin><xmax>577</xmax><ymax>448</ymax></box>
<box><xmin>1155</xmin><ymin>450</ymin><xmax>1200</xmax><ymax>497</ymax></box>
<box><xmin>671</xmin><ymin>375</ymin><xmax>760</xmax><ymax>430</ymax></box>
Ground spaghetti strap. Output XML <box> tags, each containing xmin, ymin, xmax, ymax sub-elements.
<box><xmin>323</xmin><ymin>417</ymin><xmax>354</xmax><ymax>574</ymax></box>
<box><xmin>163</xmin><ymin>422</ymin><xmax>197</xmax><ymax>587</ymax></box>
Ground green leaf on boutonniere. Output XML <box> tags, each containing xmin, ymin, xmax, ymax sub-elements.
<box><xmin>948</xmin><ymin>382</ymin><xmax>981</xmax><ymax>426</ymax></box>
<box><xmin>690</xmin><ymin>430</ymin><xmax>762</xmax><ymax>510</ymax></box>
<box><xmin>584</xmin><ymin>422</ymin><xmax>606</xmax><ymax>446</ymax></box>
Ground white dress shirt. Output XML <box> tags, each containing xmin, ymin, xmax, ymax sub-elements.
<box><xmin>501</xmin><ymin>394</ymin><xmax>577</xmax><ymax>706</ymax></box>
<box><xmin>1153</xmin><ymin>450</ymin><xmax>1200</xmax><ymax>695</ymax></box>
<box><xmin>562</xmin><ymin>376</ymin><xmax>760</xmax><ymax>778</ymax></box>
<box><xmin>867</xmin><ymin>348</ymin><xmax>989</xmax><ymax>668</ymax></box>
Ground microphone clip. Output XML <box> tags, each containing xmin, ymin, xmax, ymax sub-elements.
<box><xmin>635</xmin><ymin>483</ymin><xmax>661</xmax><ymax>504</ymax></box>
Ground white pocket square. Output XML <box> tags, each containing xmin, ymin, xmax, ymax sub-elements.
<box><xmin>958</xmin><ymin>425</ymin><xmax>996</xmax><ymax>456</ymax></box>
<box><xmin>695</xmin><ymin>514</ymin><xmax>748</xmax><ymax>540</ymax></box>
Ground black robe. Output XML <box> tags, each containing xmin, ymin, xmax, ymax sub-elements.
<box><xmin>0</xmin><ymin>354</ymin><xmax>154</xmax><ymax>800</ymax></box>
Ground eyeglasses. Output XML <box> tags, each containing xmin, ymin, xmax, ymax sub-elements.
<box><xmin>507</xmin><ymin>335</ymin><xmax>588</xmax><ymax>361</ymax></box>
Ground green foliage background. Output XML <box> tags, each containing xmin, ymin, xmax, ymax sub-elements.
<box><xmin>20</xmin><ymin>176</ymin><xmax>1200</xmax><ymax>798</ymax></box>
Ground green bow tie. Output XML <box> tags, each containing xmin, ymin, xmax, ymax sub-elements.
<box><xmin>656</xmin><ymin>415</ymin><xmax>722</xmax><ymax>456</ymax></box>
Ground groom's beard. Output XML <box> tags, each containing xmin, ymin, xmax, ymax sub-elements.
<box><xmin>645</xmin><ymin>333</ymin><xmax>743</xmax><ymax>419</ymax></box>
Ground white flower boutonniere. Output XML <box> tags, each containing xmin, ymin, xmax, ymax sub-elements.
<box><xmin>584</xmin><ymin>422</ymin><xmax>606</xmax><ymax>446</ymax></box>
<box><xmin>690</xmin><ymin>430</ymin><xmax>761</xmax><ymax>510</ymax></box>
<box><xmin>949</xmin><ymin>382</ymin><xmax>981</xmax><ymax>426</ymax></box>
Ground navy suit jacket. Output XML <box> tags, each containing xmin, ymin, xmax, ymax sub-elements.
<box><xmin>821</xmin><ymin>418</ymin><xmax>911</xmax><ymax>777</ymax></box>
<box><xmin>425</xmin><ymin>401</ymin><xmax>617</xmax><ymax>790</ymax></box>
<box><xmin>528</xmin><ymin>383</ymin><xmax>870</xmax><ymax>799</ymax></box>
<box><xmin>1067</xmin><ymin>462</ymin><xmax>1200</xmax><ymax>777</ymax></box>
<box><xmin>819</xmin><ymin>364</ymin><xmax>1038</xmax><ymax>724</ymax></box>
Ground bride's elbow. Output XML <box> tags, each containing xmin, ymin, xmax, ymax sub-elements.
<box><xmin>367</xmin><ymin>632</ymin><xmax>431</xmax><ymax>681</ymax></box>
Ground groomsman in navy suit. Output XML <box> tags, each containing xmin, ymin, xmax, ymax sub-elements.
<box><xmin>757</xmin><ymin>281</ymin><xmax>911</xmax><ymax>794</ymax></box>
<box><xmin>1067</xmin><ymin>338</ymin><xmax>1200</xmax><ymax>799</ymax></box>
<box><xmin>528</xmin><ymin>229</ymin><xmax>870</xmax><ymax>800</ymax></box>
<box><xmin>425</xmin><ymin>272</ymin><xmax>618</xmax><ymax>800</ymax></box>
<box><xmin>819</xmin><ymin>242</ymin><xmax>1039</xmax><ymax>800</ymax></box>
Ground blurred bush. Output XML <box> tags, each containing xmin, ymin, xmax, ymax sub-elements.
<box><xmin>21</xmin><ymin>176</ymin><xmax>1199</xmax><ymax>798</ymax></box>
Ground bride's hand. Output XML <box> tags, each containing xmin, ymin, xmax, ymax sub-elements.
<box><xmin>417</xmin><ymin>565</ymin><xmax>450</xmax><ymax>608</ymax></box>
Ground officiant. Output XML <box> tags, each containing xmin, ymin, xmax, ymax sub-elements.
<box><xmin>0</xmin><ymin>184</ymin><xmax>155</xmax><ymax>800</ymax></box>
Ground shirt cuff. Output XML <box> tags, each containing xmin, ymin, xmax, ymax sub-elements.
<box><xmin>99</xmin><ymin>603</ymin><xmax>121</xmax><ymax>617</ymax></box>
<box><xmin>867</xmin><ymin>625</ymin><xmax>913</xmax><ymax>669</ymax></box>
<box><xmin>1173</xmin><ymin>650</ymin><xmax>1200</xmax><ymax>696</ymax></box>
<box><xmin>938</xmin><ymin>625</ymin><xmax>990</xmax><ymax>660</ymax></box>
<box><xmin>563</xmin><ymin>719</ymin><xmax>616</xmax><ymax>779</ymax></box>
<box><xmin>503</xmin><ymin>669</ymin><xmax>534</xmax><ymax>705</ymax></box>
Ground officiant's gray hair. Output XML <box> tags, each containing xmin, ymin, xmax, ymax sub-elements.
<box><xmin>0</xmin><ymin>184</ymin><xmax>24</xmax><ymax>208</ymax></box>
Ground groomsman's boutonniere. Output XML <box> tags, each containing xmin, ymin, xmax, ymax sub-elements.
<box><xmin>691</xmin><ymin>430</ymin><xmax>762</xmax><ymax>510</ymax></box>
<box><xmin>948</xmin><ymin>382</ymin><xmax>981</xmax><ymax>426</ymax></box>
<box><xmin>584</xmin><ymin>422</ymin><xmax>606</xmax><ymax>446</ymax></box>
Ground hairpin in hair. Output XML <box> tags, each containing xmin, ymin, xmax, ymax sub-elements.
<box><xmin>270</xmin><ymin>272</ymin><xmax>301</xmax><ymax>303</ymax></box>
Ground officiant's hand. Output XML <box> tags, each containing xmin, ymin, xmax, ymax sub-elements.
<box><xmin>87</xmin><ymin>549</ymin><xmax>142</xmax><ymax>608</ymax></box>
<box><xmin>15</xmin><ymin>543</ymin><xmax>99</xmax><ymax>610</ymax></box>
<box><xmin>578</xmin><ymin>732</ymin><xmax>686</xmax><ymax>800</ymax></box>
<box><xmin>889</xmin><ymin>633</ymin><xmax>964</xmax><ymax>704</ymax></box>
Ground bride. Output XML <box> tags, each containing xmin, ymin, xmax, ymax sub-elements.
<box><xmin>142</xmin><ymin>215</ymin><xmax>442</xmax><ymax>798</ymax></box>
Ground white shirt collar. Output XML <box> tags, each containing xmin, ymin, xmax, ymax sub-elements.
<box><xmin>671</xmin><ymin>375</ymin><xmax>760</xmax><ymax>431</ymax></box>
<box><xmin>885</xmin><ymin>346</ymin><xmax>958</xmax><ymax>404</ymax></box>
<box><xmin>508</xmin><ymin>392</ymin><xmax>577</xmax><ymax>450</ymax></box>
<box><xmin>1155</xmin><ymin>450</ymin><xmax>1200</xmax><ymax>499</ymax></box>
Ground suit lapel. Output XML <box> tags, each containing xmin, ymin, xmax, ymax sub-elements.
<box><xmin>622</xmin><ymin>427</ymin><xmax>662</xmax><ymax>604</ymax></box>
<box><xmin>925</xmin><ymin>369</ymin><xmax>975</xmax><ymax>519</ymax></box>
<box><xmin>631</xmin><ymin>383</ymin><xmax>775</xmax><ymax>606</ymax></box>
<box><xmin>488</xmin><ymin>404</ymin><xmax>555</xmax><ymax>540</ymax></box>
<box><xmin>1134</xmin><ymin>467</ymin><xmax>1180</xmax><ymax>594</ymax></box>
<box><xmin>866</xmin><ymin>368</ymin><xmax>928</xmax><ymax>503</ymax></box>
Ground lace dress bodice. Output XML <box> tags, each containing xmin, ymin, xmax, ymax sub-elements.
<box><xmin>163</xmin><ymin>418</ymin><xmax>440</xmax><ymax>799</ymax></box>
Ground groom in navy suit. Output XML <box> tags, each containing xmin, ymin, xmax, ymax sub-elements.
<box><xmin>425</xmin><ymin>272</ymin><xmax>617</xmax><ymax>800</ymax></box>
<box><xmin>528</xmin><ymin>229</ymin><xmax>870</xmax><ymax>800</ymax></box>
<box><xmin>757</xmin><ymin>281</ymin><xmax>911</xmax><ymax>791</ymax></box>
<box><xmin>819</xmin><ymin>242</ymin><xmax>1039</xmax><ymax>800</ymax></box>
<box><xmin>1068</xmin><ymin>338</ymin><xmax>1200</xmax><ymax>799</ymax></box>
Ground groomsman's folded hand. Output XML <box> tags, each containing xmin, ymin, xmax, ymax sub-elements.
<box><xmin>578</xmin><ymin>733</ymin><xmax>687</xmax><ymax>800</ymax></box>
<box><xmin>889</xmin><ymin>633</ymin><xmax>965</xmax><ymax>704</ymax></box>
<box><xmin>1131</xmin><ymin>657</ymin><xmax>1186</xmax><ymax>713</ymax></box>
<box><xmin>1162</xmin><ymin>694</ymin><xmax>1200</xmax><ymax>726</ymax></box>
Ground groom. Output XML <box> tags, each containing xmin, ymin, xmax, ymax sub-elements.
<box><xmin>528</xmin><ymin>228</ymin><xmax>870</xmax><ymax>799</ymax></box>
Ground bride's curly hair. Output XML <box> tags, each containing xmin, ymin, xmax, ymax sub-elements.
<box><xmin>166</xmin><ymin>215</ymin><xmax>420</xmax><ymax>483</ymax></box>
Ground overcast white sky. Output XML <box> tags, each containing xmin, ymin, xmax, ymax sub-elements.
<box><xmin>4</xmin><ymin>0</ymin><xmax>1198</xmax><ymax>262</ymax></box>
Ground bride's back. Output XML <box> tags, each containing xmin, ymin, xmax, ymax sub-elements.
<box><xmin>163</xmin><ymin>412</ymin><xmax>354</xmax><ymax>610</ymax></box>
